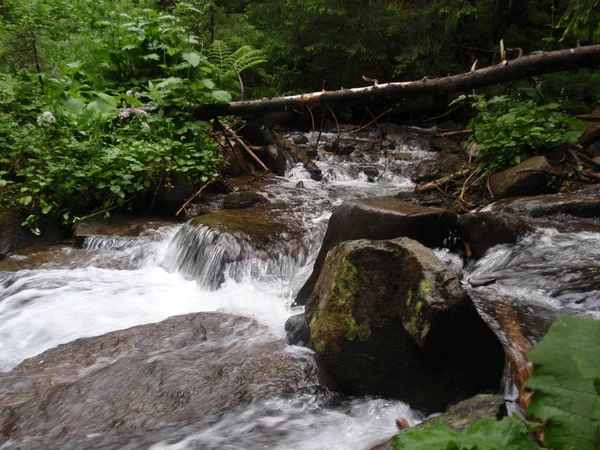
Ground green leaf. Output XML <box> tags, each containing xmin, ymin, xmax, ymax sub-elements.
<box><xmin>21</xmin><ymin>195</ymin><xmax>33</xmax><ymax>206</ymax></box>
<box><xmin>210</xmin><ymin>90</ymin><xmax>232</xmax><ymax>103</ymax></box>
<box><xmin>564</xmin><ymin>117</ymin><xmax>588</xmax><ymax>132</ymax></box>
<box><xmin>143</xmin><ymin>53</ymin><xmax>160</xmax><ymax>61</ymax></box>
<box><xmin>392</xmin><ymin>417</ymin><xmax>537</xmax><ymax>450</ymax></box>
<box><xmin>526</xmin><ymin>316</ymin><xmax>600</xmax><ymax>450</ymax></box>
<box><xmin>182</xmin><ymin>51</ymin><xmax>203</xmax><ymax>68</ymax></box>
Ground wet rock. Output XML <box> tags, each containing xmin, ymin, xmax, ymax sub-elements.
<box><xmin>0</xmin><ymin>211</ymin><xmax>67</xmax><ymax>259</ymax></box>
<box><xmin>459</xmin><ymin>212</ymin><xmax>534</xmax><ymax>258</ymax></box>
<box><xmin>153</xmin><ymin>172</ymin><xmax>195</xmax><ymax>215</ymax></box>
<box><xmin>412</xmin><ymin>158</ymin><xmax>441</xmax><ymax>182</ymax></box>
<box><xmin>74</xmin><ymin>215</ymin><xmax>174</xmax><ymax>238</ymax></box>
<box><xmin>261</xmin><ymin>144</ymin><xmax>289</xmax><ymax>176</ymax></box>
<box><xmin>180</xmin><ymin>202</ymin><xmax>212</xmax><ymax>220</ymax></box>
<box><xmin>223</xmin><ymin>191</ymin><xmax>269</xmax><ymax>209</ymax></box>
<box><xmin>489</xmin><ymin>156</ymin><xmax>558</xmax><ymax>200</ymax></box>
<box><xmin>0</xmin><ymin>312</ymin><xmax>314</xmax><ymax>449</ymax></box>
<box><xmin>284</xmin><ymin>313</ymin><xmax>312</xmax><ymax>348</ymax></box>
<box><xmin>294</xmin><ymin>198</ymin><xmax>459</xmax><ymax>306</ymax></box>
<box><xmin>291</xmin><ymin>134</ymin><xmax>309</xmax><ymax>145</ymax></box>
<box><xmin>305</xmin><ymin>238</ymin><xmax>504</xmax><ymax>413</ymax></box>
<box><xmin>412</xmin><ymin>154</ymin><xmax>465</xmax><ymax>183</ymax></box>
<box><xmin>165</xmin><ymin>205</ymin><xmax>305</xmax><ymax>289</ymax></box>
<box><xmin>371</xmin><ymin>394</ymin><xmax>506</xmax><ymax>450</ymax></box>
<box><xmin>486</xmin><ymin>193</ymin><xmax>600</xmax><ymax>219</ymax></box>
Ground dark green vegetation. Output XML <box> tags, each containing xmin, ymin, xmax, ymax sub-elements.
<box><xmin>393</xmin><ymin>316</ymin><xmax>600</xmax><ymax>450</ymax></box>
<box><xmin>1</xmin><ymin>0</ymin><xmax>598</xmax><ymax>229</ymax></box>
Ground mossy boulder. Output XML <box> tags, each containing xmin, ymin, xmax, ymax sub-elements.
<box><xmin>489</xmin><ymin>156</ymin><xmax>558</xmax><ymax>200</ymax></box>
<box><xmin>459</xmin><ymin>212</ymin><xmax>534</xmax><ymax>258</ymax></box>
<box><xmin>305</xmin><ymin>238</ymin><xmax>504</xmax><ymax>413</ymax></box>
<box><xmin>294</xmin><ymin>197</ymin><xmax>459</xmax><ymax>306</ymax></box>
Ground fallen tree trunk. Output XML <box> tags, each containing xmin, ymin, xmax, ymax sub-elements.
<box><xmin>194</xmin><ymin>44</ymin><xmax>600</xmax><ymax>119</ymax></box>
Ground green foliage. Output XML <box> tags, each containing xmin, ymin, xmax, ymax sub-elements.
<box><xmin>468</xmin><ymin>95</ymin><xmax>585</xmax><ymax>173</ymax></box>
<box><xmin>526</xmin><ymin>316</ymin><xmax>600</xmax><ymax>450</ymax></box>
<box><xmin>392</xmin><ymin>417</ymin><xmax>537</xmax><ymax>450</ymax></box>
<box><xmin>0</xmin><ymin>0</ymin><xmax>244</xmax><ymax>228</ymax></box>
<box><xmin>559</xmin><ymin>0</ymin><xmax>600</xmax><ymax>42</ymax></box>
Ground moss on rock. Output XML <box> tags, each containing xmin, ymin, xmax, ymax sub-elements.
<box><xmin>310</xmin><ymin>259</ymin><xmax>371</xmax><ymax>353</ymax></box>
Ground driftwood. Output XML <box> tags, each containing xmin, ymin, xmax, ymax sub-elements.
<box><xmin>416</xmin><ymin>166</ymin><xmax>472</xmax><ymax>193</ymax></box>
<box><xmin>175</xmin><ymin>180</ymin><xmax>212</xmax><ymax>217</ymax></box>
<box><xmin>194</xmin><ymin>45</ymin><xmax>600</xmax><ymax>119</ymax></box>
<box><xmin>218</xmin><ymin>120</ymin><xmax>270</xmax><ymax>174</ymax></box>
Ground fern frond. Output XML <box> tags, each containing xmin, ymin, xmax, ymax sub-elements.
<box><xmin>228</xmin><ymin>46</ymin><xmax>266</xmax><ymax>73</ymax></box>
<box><xmin>206</xmin><ymin>40</ymin><xmax>230</xmax><ymax>73</ymax></box>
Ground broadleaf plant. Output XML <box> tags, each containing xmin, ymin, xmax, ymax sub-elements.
<box><xmin>525</xmin><ymin>316</ymin><xmax>600</xmax><ymax>450</ymax></box>
<box><xmin>392</xmin><ymin>417</ymin><xmax>537</xmax><ymax>450</ymax></box>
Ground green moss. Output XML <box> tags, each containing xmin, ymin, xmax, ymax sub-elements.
<box><xmin>310</xmin><ymin>258</ymin><xmax>371</xmax><ymax>353</ymax></box>
<box><xmin>418</xmin><ymin>279</ymin><xmax>434</xmax><ymax>298</ymax></box>
<box><xmin>406</xmin><ymin>289</ymin><xmax>413</xmax><ymax>306</ymax></box>
<box><xmin>405</xmin><ymin>280</ymin><xmax>435</xmax><ymax>342</ymax></box>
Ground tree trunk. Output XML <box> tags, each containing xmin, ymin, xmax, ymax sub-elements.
<box><xmin>193</xmin><ymin>44</ymin><xmax>600</xmax><ymax>120</ymax></box>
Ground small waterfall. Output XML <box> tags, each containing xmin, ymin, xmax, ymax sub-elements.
<box><xmin>161</xmin><ymin>220</ymin><xmax>321</xmax><ymax>293</ymax></box>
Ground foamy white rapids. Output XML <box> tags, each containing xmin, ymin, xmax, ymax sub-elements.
<box><xmin>0</xmin><ymin>129</ymin><xmax>433</xmax><ymax>449</ymax></box>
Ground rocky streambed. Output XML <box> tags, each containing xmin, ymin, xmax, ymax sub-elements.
<box><xmin>1</xmin><ymin>127</ymin><xmax>599</xmax><ymax>449</ymax></box>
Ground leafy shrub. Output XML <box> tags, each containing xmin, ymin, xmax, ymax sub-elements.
<box><xmin>467</xmin><ymin>95</ymin><xmax>585</xmax><ymax>174</ymax></box>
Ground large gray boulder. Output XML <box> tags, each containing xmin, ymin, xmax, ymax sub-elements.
<box><xmin>489</xmin><ymin>156</ymin><xmax>558</xmax><ymax>200</ymax></box>
<box><xmin>0</xmin><ymin>312</ymin><xmax>314</xmax><ymax>449</ymax></box>
<box><xmin>294</xmin><ymin>198</ymin><xmax>459</xmax><ymax>305</ymax></box>
<box><xmin>305</xmin><ymin>237</ymin><xmax>504</xmax><ymax>413</ymax></box>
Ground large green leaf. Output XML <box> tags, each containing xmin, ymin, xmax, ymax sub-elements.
<box><xmin>392</xmin><ymin>417</ymin><xmax>537</xmax><ymax>450</ymax></box>
<box><xmin>526</xmin><ymin>316</ymin><xmax>600</xmax><ymax>450</ymax></box>
<box><xmin>182</xmin><ymin>51</ymin><xmax>203</xmax><ymax>68</ymax></box>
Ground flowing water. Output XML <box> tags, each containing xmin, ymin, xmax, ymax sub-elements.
<box><xmin>1</xmin><ymin>129</ymin><xmax>599</xmax><ymax>449</ymax></box>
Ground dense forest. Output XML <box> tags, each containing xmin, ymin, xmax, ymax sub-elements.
<box><xmin>1</xmin><ymin>0</ymin><xmax>599</xmax><ymax>230</ymax></box>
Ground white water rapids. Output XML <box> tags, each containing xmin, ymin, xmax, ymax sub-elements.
<box><xmin>0</xmin><ymin>131</ymin><xmax>425</xmax><ymax>449</ymax></box>
<box><xmin>2</xmin><ymin>129</ymin><xmax>600</xmax><ymax>449</ymax></box>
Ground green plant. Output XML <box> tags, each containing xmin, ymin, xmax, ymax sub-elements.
<box><xmin>391</xmin><ymin>316</ymin><xmax>600</xmax><ymax>450</ymax></box>
<box><xmin>467</xmin><ymin>95</ymin><xmax>585</xmax><ymax>173</ymax></box>
<box><xmin>526</xmin><ymin>315</ymin><xmax>600</xmax><ymax>450</ymax></box>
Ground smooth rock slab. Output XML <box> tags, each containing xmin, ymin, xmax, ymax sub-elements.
<box><xmin>305</xmin><ymin>237</ymin><xmax>504</xmax><ymax>413</ymax></box>
<box><xmin>485</xmin><ymin>193</ymin><xmax>600</xmax><ymax>219</ymax></box>
<box><xmin>0</xmin><ymin>312</ymin><xmax>314</xmax><ymax>449</ymax></box>
<box><xmin>294</xmin><ymin>197</ymin><xmax>459</xmax><ymax>305</ymax></box>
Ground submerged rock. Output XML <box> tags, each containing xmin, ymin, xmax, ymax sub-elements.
<box><xmin>305</xmin><ymin>237</ymin><xmax>504</xmax><ymax>413</ymax></box>
<box><xmin>294</xmin><ymin>198</ymin><xmax>459</xmax><ymax>306</ymax></box>
<box><xmin>459</xmin><ymin>212</ymin><xmax>534</xmax><ymax>258</ymax></box>
<box><xmin>223</xmin><ymin>191</ymin><xmax>269</xmax><ymax>209</ymax></box>
<box><xmin>489</xmin><ymin>156</ymin><xmax>558</xmax><ymax>200</ymax></box>
<box><xmin>284</xmin><ymin>313</ymin><xmax>312</xmax><ymax>348</ymax></box>
<box><xmin>164</xmin><ymin>205</ymin><xmax>306</xmax><ymax>289</ymax></box>
<box><xmin>0</xmin><ymin>312</ymin><xmax>315</xmax><ymax>449</ymax></box>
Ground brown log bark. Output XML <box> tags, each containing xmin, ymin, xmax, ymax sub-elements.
<box><xmin>194</xmin><ymin>45</ymin><xmax>600</xmax><ymax>120</ymax></box>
